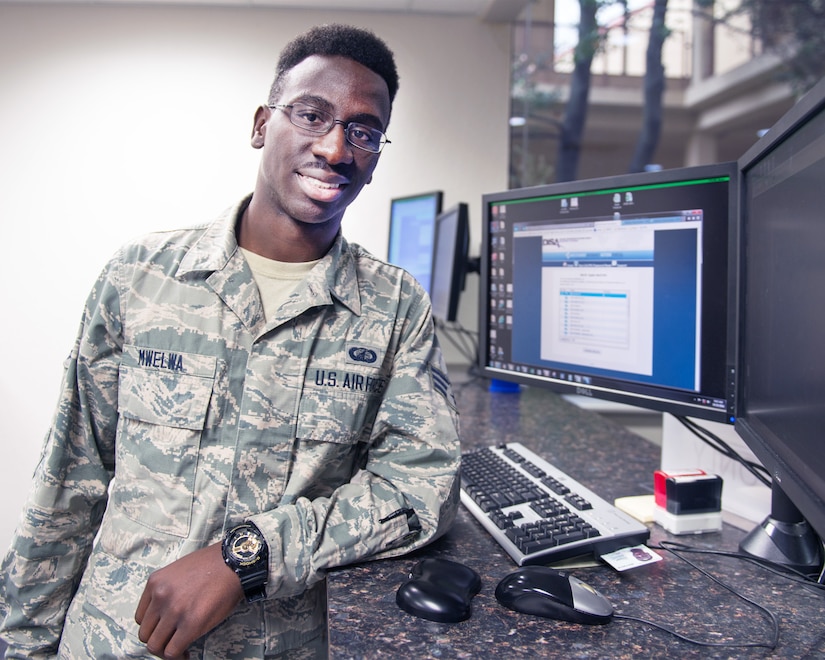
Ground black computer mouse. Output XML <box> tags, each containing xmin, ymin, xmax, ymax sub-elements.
<box><xmin>396</xmin><ymin>558</ymin><xmax>482</xmax><ymax>623</ymax></box>
<box><xmin>494</xmin><ymin>566</ymin><xmax>613</xmax><ymax>625</ymax></box>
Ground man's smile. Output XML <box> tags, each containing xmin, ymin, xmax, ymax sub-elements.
<box><xmin>297</xmin><ymin>171</ymin><xmax>350</xmax><ymax>202</ymax></box>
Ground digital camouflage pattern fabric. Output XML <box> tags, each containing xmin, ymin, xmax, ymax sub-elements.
<box><xmin>0</xmin><ymin>195</ymin><xmax>461</xmax><ymax>658</ymax></box>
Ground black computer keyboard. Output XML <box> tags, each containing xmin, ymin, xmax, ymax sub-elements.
<box><xmin>460</xmin><ymin>443</ymin><xmax>650</xmax><ymax>566</ymax></box>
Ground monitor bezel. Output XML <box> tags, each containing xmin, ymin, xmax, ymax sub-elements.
<box><xmin>478</xmin><ymin>162</ymin><xmax>738</xmax><ymax>424</ymax></box>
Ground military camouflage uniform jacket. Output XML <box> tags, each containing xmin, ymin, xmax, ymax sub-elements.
<box><xmin>0</xmin><ymin>196</ymin><xmax>461</xmax><ymax>658</ymax></box>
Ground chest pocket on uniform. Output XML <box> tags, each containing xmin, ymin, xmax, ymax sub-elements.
<box><xmin>296</xmin><ymin>367</ymin><xmax>386</xmax><ymax>445</ymax></box>
<box><xmin>112</xmin><ymin>345</ymin><xmax>217</xmax><ymax>538</ymax></box>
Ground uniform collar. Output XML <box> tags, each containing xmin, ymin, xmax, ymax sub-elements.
<box><xmin>177</xmin><ymin>196</ymin><xmax>250</xmax><ymax>277</ymax></box>
<box><xmin>177</xmin><ymin>195</ymin><xmax>362</xmax><ymax>317</ymax></box>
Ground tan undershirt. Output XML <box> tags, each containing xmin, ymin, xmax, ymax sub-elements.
<box><xmin>241</xmin><ymin>248</ymin><xmax>321</xmax><ymax>322</ymax></box>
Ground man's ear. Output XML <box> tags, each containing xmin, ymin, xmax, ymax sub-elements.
<box><xmin>251</xmin><ymin>106</ymin><xmax>270</xmax><ymax>149</ymax></box>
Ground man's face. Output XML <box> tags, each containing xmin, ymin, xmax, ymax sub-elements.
<box><xmin>252</xmin><ymin>54</ymin><xmax>391</xmax><ymax>227</ymax></box>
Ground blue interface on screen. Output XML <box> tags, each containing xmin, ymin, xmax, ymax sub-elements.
<box><xmin>482</xmin><ymin>167</ymin><xmax>734</xmax><ymax>423</ymax></box>
<box><xmin>387</xmin><ymin>193</ymin><xmax>442</xmax><ymax>295</ymax></box>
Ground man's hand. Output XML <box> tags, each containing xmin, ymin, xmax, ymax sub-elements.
<box><xmin>134</xmin><ymin>542</ymin><xmax>244</xmax><ymax>660</ymax></box>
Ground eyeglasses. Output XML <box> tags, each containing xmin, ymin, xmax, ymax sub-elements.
<box><xmin>270</xmin><ymin>102</ymin><xmax>391</xmax><ymax>154</ymax></box>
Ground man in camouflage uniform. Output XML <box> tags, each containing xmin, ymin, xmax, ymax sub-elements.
<box><xmin>0</xmin><ymin>24</ymin><xmax>460</xmax><ymax>659</ymax></box>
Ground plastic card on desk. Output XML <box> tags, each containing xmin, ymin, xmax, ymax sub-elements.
<box><xmin>601</xmin><ymin>545</ymin><xmax>662</xmax><ymax>572</ymax></box>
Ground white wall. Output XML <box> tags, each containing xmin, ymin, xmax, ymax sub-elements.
<box><xmin>0</xmin><ymin>4</ymin><xmax>511</xmax><ymax>552</ymax></box>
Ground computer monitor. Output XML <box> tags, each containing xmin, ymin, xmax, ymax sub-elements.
<box><xmin>479</xmin><ymin>162</ymin><xmax>737</xmax><ymax>424</ymax></box>
<box><xmin>430</xmin><ymin>202</ymin><xmax>471</xmax><ymax>323</ymax></box>
<box><xmin>386</xmin><ymin>191</ymin><xmax>443</xmax><ymax>295</ymax></box>
<box><xmin>734</xmin><ymin>78</ymin><xmax>825</xmax><ymax>573</ymax></box>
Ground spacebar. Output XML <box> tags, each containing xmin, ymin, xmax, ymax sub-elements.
<box><xmin>555</xmin><ymin>530</ymin><xmax>587</xmax><ymax>545</ymax></box>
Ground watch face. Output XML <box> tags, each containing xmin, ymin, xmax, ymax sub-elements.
<box><xmin>229</xmin><ymin>528</ymin><xmax>264</xmax><ymax>566</ymax></box>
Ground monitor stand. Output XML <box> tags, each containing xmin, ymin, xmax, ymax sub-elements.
<box><xmin>738</xmin><ymin>484</ymin><xmax>823</xmax><ymax>573</ymax></box>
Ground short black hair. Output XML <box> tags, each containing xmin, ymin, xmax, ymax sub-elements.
<box><xmin>268</xmin><ymin>24</ymin><xmax>399</xmax><ymax>106</ymax></box>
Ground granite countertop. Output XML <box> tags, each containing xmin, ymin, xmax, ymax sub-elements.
<box><xmin>327</xmin><ymin>381</ymin><xmax>825</xmax><ymax>659</ymax></box>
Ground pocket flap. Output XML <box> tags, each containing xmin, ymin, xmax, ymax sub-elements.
<box><xmin>119</xmin><ymin>345</ymin><xmax>216</xmax><ymax>430</ymax></box>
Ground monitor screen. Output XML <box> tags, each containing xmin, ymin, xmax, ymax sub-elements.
<box><xmin>735</xmin><ymin>78</ymin><xmax>825</xmax><ymax>571</ymax></box>
<box><xmin>387</xmin><ymin>191</ymin><xmax>443</xmax><ymax>295</ymax></box>
<box><xmin>479</xmin><ymin>163</ymin><xmax>737</xmax><ymax>423</ymax></box>
<box><xmin>430</xmin><ymin>203</ymin><xmax>470</xmax><ymax>323</ymax></box>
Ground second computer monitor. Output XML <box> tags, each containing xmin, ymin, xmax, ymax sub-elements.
<box><xmin>734</xmin><ymin>77</ymin><xmax>825</xmax><ymax>570</ymax></box>
<box><xmin>479</xmin><ymin>163</ymin><xmax>737</xmax><ymax>423</ymax></box>
<box><xmin>387</xmin><ymin>191</ymin><xmax>443</xmax><ymax>296</ymax></box>
<box><xmin>431</xmin><ymin>202</ymin><xmax>470</xmax><ymax>323</ymax></box>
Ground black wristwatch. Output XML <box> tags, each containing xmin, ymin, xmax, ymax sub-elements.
<box><xmin>222</xmin><ymin>522</ymin><xmax>269</xmax><ymax>603</ymax></box>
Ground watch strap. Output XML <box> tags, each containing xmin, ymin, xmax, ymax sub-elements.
<box><xmin>238</xmin><ymin>564</ymin><xmax>268</xmax><ymax>602</ymax></box>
